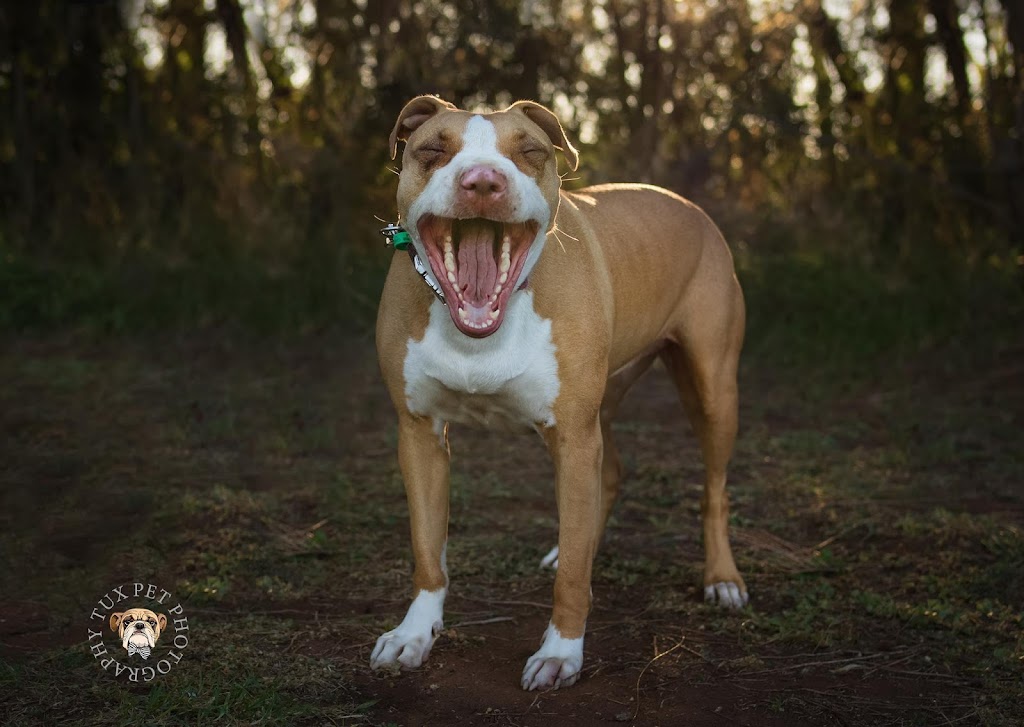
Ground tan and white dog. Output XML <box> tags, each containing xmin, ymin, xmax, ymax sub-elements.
<box><xmin>110</xmin><ymin>607</ymin><xmax>167</xmax><ymax>659</ymax></box>
<box><xmin>373</xmin><ymin>96</ymin><xmax>748</xmax><ymax>691</ymax></box>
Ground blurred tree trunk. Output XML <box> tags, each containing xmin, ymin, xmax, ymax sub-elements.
<box><xmin>4</xmin><ymin>3</ymin><xmax>35</xmax><ymax>239</ymax></box>
<box><xmin>607</xmin><ymin>0</ymin><xmax>648</xmax><ymax>179</ymax></box>
<box><xmin>804</xmin><ymin>0</ymin><xmax>865</xmax><ymax>103</ymax></box>
<box><xmin>1002</xmin><ymin>1</ymin><xmax>1024</xmax><ymax>96</ymax></box>
<box><xmin>804</xmin><ymin>0</ymin><xmax>868</xmax><ymax>186</ymax></box>
<box><xmin>885</xmin><ymin>1</ymin><xmax>928</xmax><ymax>150</ymax></box>
<box><xmin>928</xmin><ymin>0</ymin><xmax>971</xmax><ymax>117</ymax></box>
<box><xmin>998</xmin><ymin>0</ymin><xmax>1024</xmax><ymax>243</ymax></box>
<box><xmin>636</xmin><ymin>0</ymin><xmax>666</xmax><ymax>182</ymax></box>
<box><xmin>164</xmin><ymin>0</ymin><xmax>208</xmax><ymax>135</ymax></box>
<box><xmin>215</xmin><ymin>0</ymin><xmax>252</xmax><ymax>94</ymax></box>
<box><xmin>512</xmin><ymin>27</ymin><xmax>541</xmax><ymax>100</ymax></box>
<box><xmin>812</xmin><ymin>50</ymin><xmax>835</xmax><ymax>177</ymax></box>
<box><xmin>211</xmin><ymin>0</ymin><xmax>248</xmax><ymax>163</ymax></box>
<box><xmin>881</xmin><ymin>0</ymin><xmax>930</xmax><ymax>252</ymax></box>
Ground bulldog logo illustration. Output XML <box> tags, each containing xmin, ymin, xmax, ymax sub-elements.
<box><xmin>110</xmin><ymin>608</ymin><xmax>167</xmax><ymax>660</ymax></box>
<box><xmin>88</xmin><ymin>582</ymin><xmax>190</xmax><ymax>682</ymax></box>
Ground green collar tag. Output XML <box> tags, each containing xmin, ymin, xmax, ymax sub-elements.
<box><xmin>392</xmin><ymin>230</ymin><xmax>411</xmax><ymax>250</ymax></box>
<box><xmin>380</xmin><ymin>222</ymin><xmax>412</xmax><ymax>250</ymax></box>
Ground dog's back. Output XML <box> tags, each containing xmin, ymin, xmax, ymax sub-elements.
<box><xmin>534</xmin><ymin>183</ymin><xmax>744</xmax><ymax>373</ymax></box>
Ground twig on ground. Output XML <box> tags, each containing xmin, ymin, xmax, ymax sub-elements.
<box><xmin>735</xmin><ymin>649</ymin><xmax>901</xmax><ymax>677</ymax></box>
<box><xmin>878</xmin><ymin>668</ymin><xmax>978</xmax><ymax>684</ymax></box>
<box><xmin>458</xmin><ymin>596</ymin><xmax>551</xmax><ymax>609</ymax></box>
<box><xmin>448</xmin><ymin>616</ymin><xmax>515</xmax><ymax>628</ymax></box>
<box><xmin>633</xmin><ymin>632</ymin><xmax>687</xmax><ymax>721</ymax></box>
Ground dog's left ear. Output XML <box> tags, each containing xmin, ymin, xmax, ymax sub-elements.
<box><xmin>389</xmin><ymin>95</ymin><xmax>459</xmax><ymax>160</ymax></box>
<box><xmin>109</xmin><ymin>612</ymin><xmax>124</xmax><ymax>633</ymax></box>
<box><xmin>157</xmin><ymin>613</ymin><xmax>167</xmax><ymax>632</ymax></box>
<box><xmin>508</xmin><ymin>100</ymin><xmax>580</xmax><ymax>171</ymax></box>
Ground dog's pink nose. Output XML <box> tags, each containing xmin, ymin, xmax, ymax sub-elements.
<box><xmin>459</xmin><ymin>166</ymin><xmax>507</xmax><ymax>199</ymax></box>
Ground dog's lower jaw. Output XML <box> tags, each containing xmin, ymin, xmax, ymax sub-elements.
<box><xmin>370</xmin><ymin>588</ymin><xmax>446</xmax><ymax>670</ymax></box>
<box><xmin>521</xmin><ymin>622</ymin><xmax>584</xmax><ymax>691</ymax></box>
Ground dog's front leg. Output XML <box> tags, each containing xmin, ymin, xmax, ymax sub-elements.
<box><xmin>371</xmin><ymin>413</ymin><xmax>450</xmax><ymax>670</ymax></box>
<box><xmin>522</xmin><ymin>417</ymin><xmax>603</xmax><ymax>691</ymax></box>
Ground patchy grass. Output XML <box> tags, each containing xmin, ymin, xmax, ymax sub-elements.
<box><xmin>0</xmin><ymin>259</ymin><xmax>1022</xmax><ymax>725</ymax></box>
<box><xmin>1</xmin><ymin>617</ymin><xmax>368</xmax><ymax>725</ymax></box>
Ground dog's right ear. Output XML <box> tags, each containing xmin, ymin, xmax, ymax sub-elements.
<box><xmin>389</xmin><ymin>95</ymin><xmax>458</xmax><ymax>160</ymax></box>
<box><xmin>109</xmin><ymin>612</ymin><xmax>124</xmax><ymax>633</ymax></box>
<box><xmin>508</xmin><ymin>100</ymin><xmax>580</xmax><ymax>171</ymax></box>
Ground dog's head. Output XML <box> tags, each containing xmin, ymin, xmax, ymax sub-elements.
<box><xmin>110</xmin><ymin>607</ymin><xmax>166</xmax><ymax>654</ymax></box>
<box><xmin>389</xmin><ymin>96</ymin><xmax>579</xmax><ymax>338</ymax></box>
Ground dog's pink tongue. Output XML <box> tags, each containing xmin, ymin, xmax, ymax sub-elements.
<box><xmin>457</xmin><ymin>224</ymin><xmax>497</xmax><ymax>307</ymax></box>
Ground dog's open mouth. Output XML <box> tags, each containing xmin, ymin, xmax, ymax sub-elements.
<box><xmin>417</xmin><ymin>215</ymin><xmax>541</xmax><ymax>337</ymax></box>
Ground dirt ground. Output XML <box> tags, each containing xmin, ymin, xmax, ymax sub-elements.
<box><xmin>0</xmin><ymin>333</ymin><xmax>1022</xmax><ymax>725</ymax></box>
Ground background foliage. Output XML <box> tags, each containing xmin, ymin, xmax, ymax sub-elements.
<box><xmin>1</xmin><ymin>0</ymin><xmax>1021</xmax><ymax>333</ymax></box>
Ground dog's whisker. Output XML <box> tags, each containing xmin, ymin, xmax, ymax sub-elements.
<box><xmin>552</xmin><ymin>224</ymin><xmax>579</xmax><ymax>242</ymax></box>
<box><xmin>552</xmin><ymin>229</ymin><xmax>568</xmax><ymax>253</ymax></box>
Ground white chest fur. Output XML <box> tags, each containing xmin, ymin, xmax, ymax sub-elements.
<box><xmin>404</xmin><ymin>291</ymin><xmax>560</xmax><ymax>432</ymax></box>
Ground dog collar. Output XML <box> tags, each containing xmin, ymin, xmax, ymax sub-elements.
<box><xmin>381</xmin><ymin>223</ymin><xmax>447</xmax><ymax>306</ymax></box>
<box><xmin>380</xmin><ymin>222</ymin><xmax>411</xmax><ymax>250</ymax></box>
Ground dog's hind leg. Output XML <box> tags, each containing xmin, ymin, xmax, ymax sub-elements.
<box><xmin>662</xmin><ymin>285</ymin><xmax>748</xmax><ymax>609</ymax></box>
<box><xmin>540</xmin><ymin>352</ymin><xmax>658</xmax><ymax>570</ymax></box>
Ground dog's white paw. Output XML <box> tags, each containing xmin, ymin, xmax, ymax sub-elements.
<box><xmin>539</xmin><ymin>545</ymin><xmax>559</xmax><ymax>570</ymax></box>
<box><xmin>704</xmin><ymin>581</ymin><xmax>749</xmax><ymax>609</ymax></box>
<box><xmin>371</xmin><ymin>628</ymin><xmax>436</xmax><ymax>670</ymax></box>
<box><xmin>370</xmin><ymin>589</ymin><xmax>445</xmax><ymax>670</ymax></box>
<box><xmin>521</xmin><ymin>622</ymin><xmax>583</xmax><ymax>691</ymax></box>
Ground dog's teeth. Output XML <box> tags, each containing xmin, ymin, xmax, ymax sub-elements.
<box><xmin>444</xmin><ymin>255</ymin><xmax>456</xmax><ymax>273</ymax></box>
<box><xmin>444</xmin><ymin>235</ymin><xmax>452</xmax><ymax>245</ymax></box>
<box><xmin>493</xmin><ymin>283</ymin><xmax>502</xmax><ymax>294</ymax></box>
<box><xmin>447</xmin><ymin>271</ymin><xmax>456</xmax><ymax>284</ymax></box>
<box><xmin>499</xmin><ymin>255</ymin><xmax>510</xmax><ymax>273</ymax></box>
<box><xmin>489</xmin><ymin>309</ymin><xmax>500</xmax><ymax>320</ymax></box>
<box><xmin>458</xmin><ymin>308</ymin><xmax>468</xmax><ymax>321</ymax></box>
<box><xmin>502</xmin><ymin>237</ymin><xmax>511</xmax><ymax>251</ymax></box>
<box><xmin>499</xmin><ymin>272</ymin><xmax>508</xmax><ymax>284</ymax></box>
